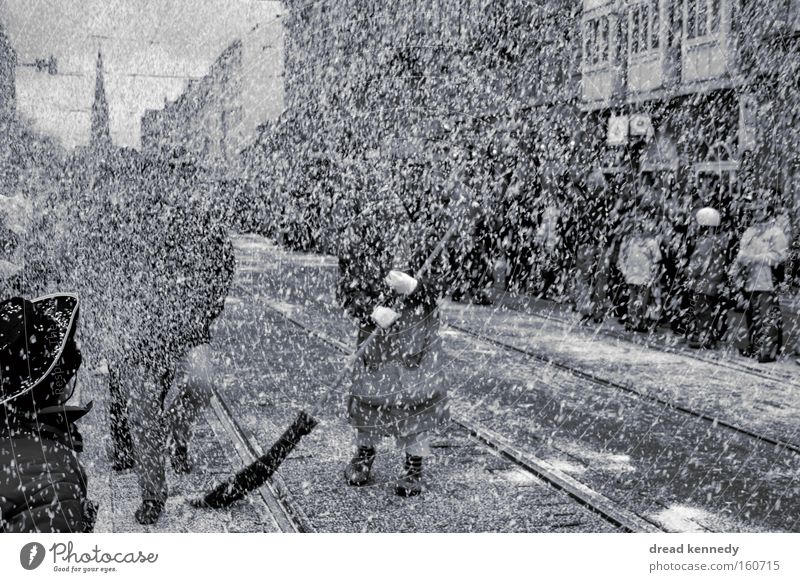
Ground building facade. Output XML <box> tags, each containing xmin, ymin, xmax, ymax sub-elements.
<box><xmin>241</xmin><ymin>0</ymin><xmax>588</xmax><ymax>252</ymax></box>
<box><xmin>140</xmin><ymin>18</ymin><xmax>284</xmax><ymax>173</ymax></box>
<box><xmin>580</xmin><ymin>0</ymin><xmax>800</xmax><ymax>234</ymax></box>
<box><xmin>258</xmin><ymin>0</ymin><xmax>583</xmax><ymax>229</ymax></box>
<box><xmin>0</xmin><ymin>21</ymin><xmax>16</xmax><ymax>120</ymax></box>
<box><xmin>278</xmin><ymin>0</ymin><xmax>580</xmax><ymax>160</ymax></box>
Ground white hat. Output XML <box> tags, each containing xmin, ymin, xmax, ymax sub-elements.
<box><xmin>696</xmin><ymin>207</ymin><xmax>721</xmax><ymax>227</ymax></box>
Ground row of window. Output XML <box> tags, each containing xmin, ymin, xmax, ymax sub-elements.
<box><xmin>583</xmin><ymin>0</ymin><xmax>735</xmax><ymax>67</ymax></box>
<box><xmin>686</xmin><ymin>0</ymin><xmax>722</xmax><ymax>39</ymax></box>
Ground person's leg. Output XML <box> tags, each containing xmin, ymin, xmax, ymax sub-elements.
<box><xmin>108</xmin><ymin>363</ymin><xmax>135</xmax><ymax>470</ymax></box>
<box><xmin>757</xmin><ymin>292</ymin><xmax>782</xmax><ymax>363</ymax></box>
<box><xmin>165</xmin><ymin>344</ymin><xmax>216</xmax><ymax>473</ymax></box>
<box><xmin>742</xmin><ymin>292</ymin><xmax>758</xmax><ymax>356</ymax></box>
<box><xmin>127</xmin><ymin>366</ymin><xmax>168</xmax><ymax>524</ymax></box>
<box><xmin>708</xmin><ymin>294</ymin><xmax>726</xmax><ymax>347</ymax></box>
<box><xmin>642</xmin><ymin>285</ymin><xmax>656</xmax><ymax>331</ymax></box>
<box><xmin>626</xmin><ymin>284</ymin><xmax>642</xmax><ymax>330</ymax></box>
<box><xmin>692</xmin><ymin>293</ymin><xmax>716</xmax><ymax>347</ymax></box>
<box><xmin>591</xmin><ymin>263</ymin><xmax>609</xmax><ymax>322</ymax></box>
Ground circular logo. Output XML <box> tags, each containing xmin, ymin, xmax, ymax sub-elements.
<box><xmin>20</xmin><ymin>542</ymin><xmax>46</xmax><ymax>570</ymax></box>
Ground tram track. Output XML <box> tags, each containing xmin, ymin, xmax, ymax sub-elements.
<box><xmin>493</xmin><ymin>292</ymin><xmax>800</xmax><ymax>390</ymax></box>
<box><xmin>254</xmin><ymin>298</ymin><xmax>661</xmax><ymax>533</ymax></box>
<box><xmin>205</xmin><ymin>382</ymin><xmax>315</xmax><ymax>533</ymax></box>
<box><xmin>442</xmin><ymin>316</ymin><xmax>800</xmax><ymax>457</ymax></box>
<box><xmin>241</xmin><ymin>240</ymin><xmax>799</xmax><ymax>450</ymax></box>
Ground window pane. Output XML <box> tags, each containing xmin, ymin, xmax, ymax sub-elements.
<box><xmin>652</xmin><ymin>1</ymin><xmax>660</xmax><ymax>48</ymax></box>
<box><xmin>601</xmin><ymin>17</ymin><xmax>609</xmax><ymax>61</ymax></box>
<box><xmin>687</xmin><ymin>0</ymin><xmax>697</xmax><ymax>39</ymax></box>
<box><xmin>698</xmin><ymin>0</ymin><xmax>707</xmax><ymax>36</ymax></box>
<box><xmin>710</xmin><ymin>0</ymin><xmax>721</xmax><ymax>32</ymax></box>
<box><xmin>617</xmin><ymin>16</ymin><xmax>628</xmax><ymax>63</ymax></box>
<box><xmin>641</xmin><ymin>5</ymin><xmax>649</xmax><ymax>51</ymax></box>
<box><xmin>584</xmin><ymin>22</ymin><xmax>593</xmax><ymax>64</ymax></box>
<box><xmin>632</xmin><ymin>8</ymin><xmax>640</xmax><ymax>53</ymax></box>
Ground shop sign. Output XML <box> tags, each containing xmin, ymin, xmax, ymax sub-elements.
<box><xmin>629</xmin><ymin>113</ymin><xmax>654</xmax><ymax>138</ymax></box>
<box><xmin>607</xmin><ymin>114</ymin><xmax>629</xmax><ymax>146</ymax></box>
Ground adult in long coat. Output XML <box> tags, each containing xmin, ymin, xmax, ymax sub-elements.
<box><xmin>336</xmin><ymin>189</ymin><xmax>451</xmax><ymax>497</ymax></box>
<box><xmin>731</xmin><ymin>195</ymin><xmax>788</xmax><ymax>363</ymax></box>
<box><xmin>87</xmin><ymin>160</ymin><xmax>235</xmax><ymax>525</ymax></box>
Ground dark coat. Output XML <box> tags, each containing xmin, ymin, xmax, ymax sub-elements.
<box><xmin>337</xmin><ymin>199</ymin><xmax>451</xmax><ymax>438</ymax></box>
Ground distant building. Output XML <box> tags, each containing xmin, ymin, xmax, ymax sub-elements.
<box><xmin>0</xmin><ymin>20</ymin><xmax>16</xmax><ymax>121</ymax></box>
<box><xmin>140</xmin><ymin>17</ymin><xmax>284</xmax><ymax>174</ymax></box>
<box><xmin>274</xmin><ymin>0</ymin><xmax>580</xmax><ymax>174</ymax></box>
<box><xmin>579</xmin><ymin>0</ymin><xmax>800</xmax><ymax>230</ymax></box>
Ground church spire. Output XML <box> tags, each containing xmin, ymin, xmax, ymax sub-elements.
<box><xmin>90</xmin><ymin>49</ymin><xmax>112</xmax><ymax>152</ymax></box>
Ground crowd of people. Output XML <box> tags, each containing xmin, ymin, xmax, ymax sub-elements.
<box><xmin>468</xmin><ymin>173</ymin><xmax>798</xmax><ymax>366</ymax></box>
<box><xmin>3</xmin><ymin>136</ymin><xmax>798</xmax><ymax>532</ymax></box>
<box><xmin>270</xmin><ymin>140</ymin><xmax>799</xmax><ymax>367</ymax></box>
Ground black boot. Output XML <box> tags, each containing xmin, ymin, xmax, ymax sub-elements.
<box><xmin>344</xmin><ymin>446</ymin><xmax>376</xmax><ymax>486</ymax></box>
<box><xmin>171</xmin><ymin>444</ymin><xmax>192</xmax><ymax>474</ymax></box>
<box><xmin>135</xmin><ymin>500</ymin><xmax>165</xmax><ymax>525</ymax></box>
<box><xmin>395</xmin><ymin>454</ymin><xmax>423</xmax><ymax>497</ymax></box>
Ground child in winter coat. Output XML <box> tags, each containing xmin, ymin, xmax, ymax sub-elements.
<box><xmin>337</xmin><ymin>196</ymin><xmax>450</xmax><ymax>498</ymax></box>
<box><xmin>686</xmin><ymin>208</ymin><xmax>730</xmax><ymax>349</ymax></box>
<box><xmin>617</xmin><ymin>218</ymin><xmax>663</xmax><ymax>332</ymax></box>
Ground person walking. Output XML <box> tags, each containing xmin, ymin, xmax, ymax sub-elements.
<box><xmin>534</xmin><ymin>192</ymin><xmax>563</xmax><ymax>300</ymax></box>
<box><xmin>106</xmin><ymin>161</ymin><xmax>236</xmax><ymax>525</ymax></box>
<box><xmin>731</xmin><ymin>193</ymin><xmax>789</xmax><ymax>363</ymax></box>
<box><xmin>617</xmin><ymin>212</ymin><xmax>663</xmax><ymax>332</ymax></box>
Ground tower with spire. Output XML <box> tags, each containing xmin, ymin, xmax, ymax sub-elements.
<box><xmin>90</xmin><ymin>50</ymin><xmax>112</xmax><ymax>153</ymax></box>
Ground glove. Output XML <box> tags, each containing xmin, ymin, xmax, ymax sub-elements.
<box><xmin>384</xmin><ymin>270</ymin><xmax>418</xmax><ymax>295</ymax></box>
<box><xmin>370</xmin><ymin>306</ymin><xmax>400</xmax><ymax>329</ymax></box>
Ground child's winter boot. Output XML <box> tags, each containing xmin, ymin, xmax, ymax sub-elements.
<box><xmin>395</xmin><ymin>454</ymin><xmax>423</xmax><ymax>497</ymax></box>
<box><xmin>344</xmin><ymin>446</ymin><xmax>376</xmax><ymax>486</ymax></box>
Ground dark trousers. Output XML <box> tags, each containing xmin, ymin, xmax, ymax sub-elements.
<box><xmin>451</xmin><ymin>245</ymin><xmax>494</xmax><ymax>300</ymax></box>
<box><xmin>745</xmin><ymin>291</ymin><xmax>783</xmax><ymax>360</ymax></box>
<box><xmin>690</xmin><ymin>293</ymin><xmax>726</xmax><ymax>347</ymax></box>
<box><xmin>625</xmin><ymin>284</ymin><xmax>652</xmax><ymax>332</ymax></box>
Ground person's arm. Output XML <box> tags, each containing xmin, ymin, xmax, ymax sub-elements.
<box><xmin>760</xmin><ymin>228</ymin><xmax>789</xmax><ymax>266</ymax></box>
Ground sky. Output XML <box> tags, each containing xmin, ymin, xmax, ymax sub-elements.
<box><xmin>0</xmin><ymin>0</ymin><xmax>284</xmax><ymax>149</ymax></box>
